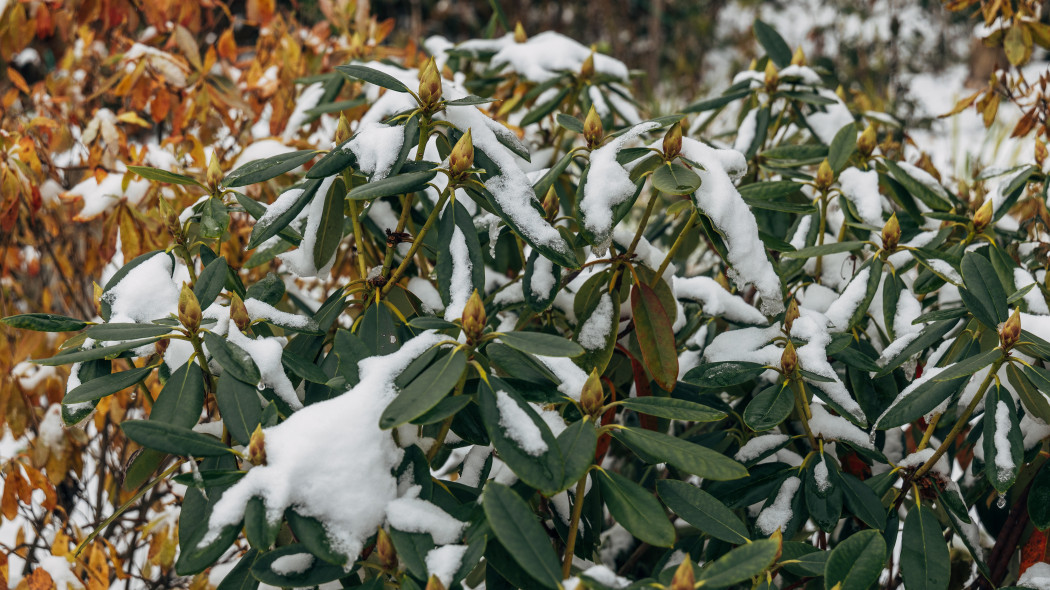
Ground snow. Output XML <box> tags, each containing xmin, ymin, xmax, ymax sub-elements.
<box><xmin>791</xmin><ymin>311</ymin><xmax>866</xmax><ymax>421</ymax></box>
<box><xmin>495</xmin><ymin>390</ymin><xmax>548</xmax><ymax>456</ymax></box>
<box><xmin>37</xmin><ymin>405</ymin><xmax>66</xmax><ymax>448</ymax></box>
<box><xmin>271</xmin><ymin>552</ymin><xmax>314</xmax><ymax>575</ymax></box>
<box><xmin>735</xmin><ymin>433</ymin><xmax>789</xmax><ymax>461</ymax></box>
<box><xmin>993</xmin><ymin>400</ymin><xmax>1015</xmax><ymax>483</ymax></box>
<box><xmin>1015</xmin><ymin>268</ymin><xmax>1050</xmax><ymax>315</ymax></box>
<box><xmin>1022</xmin><ymin>414</ymin><xmax>1050</xmax><ymax>450</ymax></box>
<box><xmin>838</xmin><ymin>168</ymin><xmax>884</xmax><ymax>227</ymax></box>
<box><xmin>385</xmin><ymin>487</ymin><xmax>466</xmax><ymax>544</ymax></box>
<box><xmin>673</xmin><ymin>276</ymin><xmax>766</xmax><ymax>324</ymax></box>
<box><xmin>806</xmin><ymin>91</ymin><xmax>854</xmax><ymax>144</ymax></box>
<box><xmin>443</xmin><ymin>226</ymin><xmax>474</xmax><ymax>322</ymax></box>
<box><xmin>199</xmin><ymin>332</ymin><xmax>445</xmax><ymax>564</ymax></box>
<box><xmin>808</xmin><ymin>403</ymin><xmax>874</xmax><ymax>450</ymax></box>
<box><xmin>578</xmin><ymin>293</ymin><xmax>614</xmax><ymax>350</ymax></box>
<box><xmin>898</xmin><ymin>448</ymin><xmax>949</xmax><ymax>478</ymax></box>
<box><xmin>485</xmin><ymin>31</ymin><xmax>630</xmax><ymax>83</ymax></box>
<box><xmin>226</xmin><ymin>328</ymin><xmax>302</xmax><ymax>410</ymax></box>
<box><xmin>755</xmin><ymin>476</ymin><xmax>801</xmax><ymax>535</ymax></box>
<box><xmin>813</xmin><ymin>454</ymin><xmax>831</xmax><ymax>492</ymax></box>
<box><xmin>733</xmin><ymin>108</ymin><xmax>758</xmax><ymax>153</ymax></box>
<box><xmin>278</xmin><ymin>176</ymin><xmax>338</xmax><ymax>277</ymax></box>
<box><xmin>244</xmin><ymin>298</ymin><xmax>312</xmax><ymax>330</ymax></box>
<box><xmin>425</xmin><ymin>544</ymin><xmax>468</xmax><ymax>587</ymax></box>
<box><xmin>64</xmin><ymin>171</ymin><xmax>150</xmax><ymax>221</ymax></box>
<box><xmin>346</xmin><ymin>122</ymin><xmax>406</xmax><ymax>180</ymax></box>
<box><xmin>579</xmin><ymin>122</ymin><xmax>660</xmax><ymax>244</ymax></box>
<box><xmin>408</xmin><ymin>278</ymin><xmax>444</xmax><ymax>315</ymax></box>
<box><xmin>529</xmin><ymin>254</ymin><xmax>557</xmax><ymax>299</ymax></box>
<box><xmin>283</xmin><ymin>83</ymin><xmax>326</xmax><ymax>142</ymax></box>
<box><xmin>534</xmin><ymin>355</ymin><xmax>590</xmax><ymax>401</ymax></box>
<box><xmin>232</xmin><ymin>139</ymin><xmax>295</xmax><ymax>172</ymax></box>
<box><xmin>1019</xmin><ymin>563</ymin><xmax>1050</xmax><ymax>590</ymax></box>
<box><xmin>102</xmin><ymin>253</ymin><xmax>179</xmax><ymax>323</ymax></box>
<box><xmin>680</xmin><ymin>137</ymin><xmax>783</xmax><ymax>315</ymax></box>
<box><xmin>822</xmin><ymin>267</ymin><xmax>871</xmax><ymax>332</ymax></box>
<box><xmin>35</xmin><ymin>555</ymin><xmax>85</xmax><ymax>590</ymax></box>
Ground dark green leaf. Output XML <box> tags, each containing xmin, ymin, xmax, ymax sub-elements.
<box><xmin>215</xmin><ymin>372</ymin><xmax>263</xmax><ymax>446</ymax></box>
<box><xmin>828</xmin><ymin>124</ymin><xmax>858</xmax><ymax>171</ymax></box>
<box><xmin>652</xmin><ymin>162</ymin><xmax>701</xmax><ymax>195</ymax></box>
<box><xmin>1016</xmin><ymin>364</ymin><xmax>1050</xmax><ymax>423</ymax></box>
<box><xmin>781</xmin><ymin>241</ymin><xmax>866</xmax><ymax>259</ymax></box>
<box><xmin>498</xmin><ymin>331</ymin><xmax>584</xmax><ymax>357</ymax></box>
<box><xmin>840</xmin><ymin>473</ymin><xmax>887</xmax><ymax>530</ymax></box>
<box><xmin>617</xmin><ymin>397</ymin><xmax>726</xmax><ymax>422</ymax></box>
<box><xmin>84</xmin><ymin>323</ymin><xmax>173</xmax><ymax>340</ymax></box>
<box><xmin>683</xmin><ymin>361</ymin><xmax>767</xmax><ymax>388</ymax></box>
<box><xmin>631</xmin><ymin>283</ymin><xmax>679</xmax><ymax>391</ymax></box>
<box><xmin>737</xmin><ymin>181</ymin><xmax>804</xmax><ymax>200</ymax></box>
<box><xmin>335</xmin><ymin>64</ymin><xmax>411</xmax><ymax>93</ymax></box>
<box><xmin>1029</xmin><ymin>462</ymin><xmax>1050</xmax><ymax>530</ymax></box>
<box><xmin>931</xmin><ymin>348</ymin><xmax>1000</xmax><ymax>382</ymax></box>
<box><xmin>696</xmin><ymin>538</ymin><xmax>779</xmax><ymax>588</ymax></box>
<box><xmin>313</xmin><ymin>178</ymin><xmax>345</xmax><ymax>269</ymax></box>
<box><xmin>34</xmin><ymin>337</ymin><xmax>163</xmax><ymax>366</ymax></box>
<box><xmin>150</xmin><ymin>362</ymin><xmax>206</xmax><ymax>429</ymax></box>
<box><xmin>347</xmin><ymin>169</ymin><xmax>437</xmax><ymax>200</ymax></box>
<box><xmin>482</xmin><ymin>483</ymin><xmax>563</xmax><ymax>589</ymax></box>
<box><xmin>960</xmin><ymin>252</ymin><xmax>1008</xmax><ymax>329</ymax></box>
<box><xmin>380</xmin><ymin>349</ymin><xmax>466</xmax><ymax>429</ymax></box>
<box><xmin>596</xmin><ymin>469</ymin><xmax>675</xmax><ymax>547</ymax></box>
<box><xmin>121</xmin><ymin>420</ymin><xmax>232</xmax><ymax>457</ymax></box>
<box><xmin>656</xmin><ymin>480</ymin><xmax>749</xmax><ymax>544</ymax></box>
<box><xmin>558</xmin><ymin>419</ymin><xmax>597</xmax><ymax>490</ymax></box>
<box><xmin>556</xmin><ymin>113</ymin><xmax>584</xmax><ymax>133</ymax></box>
<box><xmin>224</xmin><ymin>150</ymin><xmax>318</xmax><ymax>187</ymax></box>
<box><xmin>613</xmin><ymin>427</ymin><xmax>748</xmax><ymax>481</ymax></box>
<box><xmin>194</xmin><ymin>257</ymin><xmax>228</xmax><ymax>309</ymax></box>
<box><xmin>825</xmin><ymin>529</ymin><xmax>887</xmax><ymax>590</ymax></box>
<box><xmin>250</xmin><ymin>544</ymin><xmax>346</xmax><ymax>587</ymax></box>
<box><xmin>753</xmin><ymin>20</ymin><xmax>792</xmax><ymax>67</ymax></box>
<box><xmin>247</xmin><ymin>180</ymin><xmax>322</xmax><ymax>249</ymax></box>
<box><xmin>2</xmin><ymin>313</ymin><xmax>89</xmax><ymax>332</ymax></box>
<box><xmin>744</xmin><ymin>383</ymin><xmax>794</xmax><ymax>431</ymax></box>
<box><xmin>204</xmin><ymin>332</ymin><xmax>261</xmax><ymax>385</ymax></box>
<box><xmin>127</xmin><ymin>165</ymin><xmax>203</xmax><ymax>187</ymax></box>
<box><xmin>900</xmin><ymin>504</ymin><xmax>950</xmax><ymax>590</ymax></box>
<box><xmin>64</xmin><ymin>364</ymin><xmax>155</xmax><ymax>405</ymax></box>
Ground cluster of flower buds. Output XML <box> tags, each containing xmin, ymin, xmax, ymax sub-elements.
<box><xmin>1000</xmin><ymin>308</ymin><xmax>1021</xmax><ymax>350</ymax></box>
<box><xmin>580</xmin><ymin>369</ymin><xmax>605</xmax><ymax>417</ymax></box>
<box><xmin>881</xmin><ymin>213</ymin><xmax>900</xmax><ymax>252</ymax></box>
<box><xmin>448</xmin><ymin>130</ymin><xmax>474</xmax><ymax>182</ymax></box>
<box><xmin>206</xmin><ymin>152</ymin><xmax>223</xmax><ymax>192</ymax></box>
<box><xmin>972</xmin><ymin>199</ymin><xmax>993</xmax><ymax>234</ymax></box>
<box><xmin>461</xmin><ymin>290</ymin><xmax>486</xmax><ymax>343</ymax></box>
<box><xmin>248</xmin><ymin>424</ymin><xmax>266</xmax><ymax>466</ymax></box>
<box><xmin>418</xmin><ymin>58</ymin><xmax>442</xmax><ymax>112</ymax></box>
<box><xmin>764</xmin><ymin>60</ymin><xmax>779</xmax><ymax>91</ymax></box>
<box><xmin>814</xmin><ymin>159</ymin><xmax>834</xmax><ymax>192</ymax></box>
<box><xmin>583</xmin><ymin>105</ymin><xmax>603</xmax><ymax>149</ymax></box>
<box><xmin>780</xmin><ymin>340</ymin><xmax>798</xmax><ymax>376</ymax></box>
<box><xmin>375</xmin><ymin>528</ymin><xmax>397</xmax><ymax>572</ymax></box>
<box><xmin>670</xmin><ymin>559</ymin><xmax>695</xmax><ymax>590</ymax></box>
<box><xmin>179</xmin><ymin>284</ymin><xmax>201</xmax><ymax>332</ymax></box>
<box><xmin>783</xmin><ymin>297</ymin><xmax>800</xmax><ymax>334</ymax></box>
<box><xmin>663</xmin><ymin>121</ymin><xmax>682</xmax><ymax>160</ymax></box>
<box><xmin>857</xmin><ymin>124</ymin><xmax>877</xmax><ymax>158</ymax></box>
<box><xmin>542</xmin><ymin>186</ymin><xmax>559</xmax><ymax>221</ymax></box>
<box><xmin>231</xmin><ymin>293</ymin><xmax>251</xmax><ymax>332</ymax></box>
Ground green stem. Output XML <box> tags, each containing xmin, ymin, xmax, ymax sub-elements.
<box><xmin>789</xmin><ymin>379</ymin><xmax>818</xmax><ymax>448</ymax></box>
<box><xmin>427</xmin><ymin>368</ymin><xmax>469</xmax><ymax>463</ymax></box>
<box><xmin>562</xmin><ymin>471</ymin><xmax>589</xmax><ymax>579</ymax></box>
<box><xmin>626</xmin><ymin>191</ymin><xmax>659</xmax><ymax>257</ymax></box>
<box><xmin>348</xmin><ymin>200</ymin><xmax>369</xmax><ymax>280</ymax></box>
<box><xmin>913</xmin><ymin>357</ymin><xmax>1003</xmax><ymax>479</ymax></box>
<box><xmin>381</xmin><ymin>188</ymin><xmax>451</xmax><ymax>296</ymax></box>
<box><xmin>651</xmin><ymin>211</ymin><xmax>697</xmax><ymax>285</ymax></box>
<box><xmin>814</xmin><ymin>193</ymin><xmax>829</xmax><ymax>283</ymax></box>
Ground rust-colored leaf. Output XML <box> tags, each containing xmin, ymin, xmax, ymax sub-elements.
<box><xmin>630</xmin><ymin>282</ymin><xmax>679</xmax><ymax>392</ymax></box>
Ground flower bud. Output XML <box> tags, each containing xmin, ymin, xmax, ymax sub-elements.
<box><xmin>784</xmin><ymin>297</ymin><xmax>800</xmax><ymax>334</ymax></box>
<box><xmin>857</xmin><ymin>124</ymin><xmax>877</xmax><ymax>157</ymax></box>
<box><xmin>581</xmin><ymin>50</ymin><xmax>595</xmax><ymax>79</ymax></box>
<box><xmin>418</xmin><ymin>58</ymin><xmax>442</xmax><ymax>109</ymax></box>
<box><xmin>881</xmin><ymin>212</ymin><xmax>900</xmax><ymax>252</ymax></box>
<box><xmin>462</xmin><ymin>290</ymin><xmax>486</xmax><ymax>342</ymax></box>
<box><xmin>158</xmin><ymin>197</ymin><xmax>182</xmax><ymax>240</ymax></box>
<box><xmin>179</xmin><ymin>284</ymin><xmax>202</xmax><ymax>332</ymax></box>
<box><xmin>376</xmin><ymin>528</ymin><xmax>397</xmax><ymax>572</ymax></box>
<box><xmin>1000</xmin><ymin>308</ymin><xmax>1021</xmax><ymax>350</ymax></box>
<box><xmin>770</xmin><ymin>528</ymin><xmax>784</xmax><ymax>562</ymax></box>
<box><xmin>663</xmin><ymin>121</ymin><xmax>683</xmax><ymax>160</ymax></box>
<box><xmin>815</xmin><ymin>159</ymin><xmax>834</xmax><ymax>191</ymax></box>
<box><xmin>583</xmin><ymin>105</ymin><xmax>603</xmax><ymax>149</ymax></box>
<box><xmin>580</xmin><ymin>369</ymin><xmax>604</xmax><ymax>416</ymax></box>
<box><xmin>791</xmin><ymin>46</ymin><xmax>806</xmax><ymax>67</ymax></box>
<box><xmin>230</xmin><ymin>293</ymin><xmax>251</xmax><ymax>332</ymax></box>
<box><xmin>248</xmin><ymin>424</ymin><xmax>267</xmax><ymax>466</ymax></box>
<box><xmin>973</xmin><ymin>198</ymin><xmax>994</xmax><ymax>233</ymax></box>
<box><xmin>781</xmin><ymin>340</ymin><xmax>798</xmax><ymax>375</ymax></box>
<box><xmin>670</xmin><ymin>558</ymin><xmax>695</xmax><ymax>590</ymax></box>
<box><xmin>513</xmin><ymin>21</ymin><xmax>527</xmax><ymax>44</ymax></box>
<box><xmin>764</xmin><ymin>60</ymin><xmax>779</xmax><ymax>90</ymax></box>
<box><xmin>335</xmin><ymin>113</ymin><xmax>353</xmax><ymax>144</ymax></box>
<box><xmin>206</xmin><ymin>152</ymin><xmax>223</xmax><ymax>189</ymax></box>
<box><xmin>448</xmin><ymin>129</ymin><xmax>474</xmax><ymax>181</ymax></box>
<box><xmin>1037</xmin><ymin>139</ymin><xmax>1048</xmax><ymax>168</ymax></box>
<box><xmin>425</xmin><ymin>575</ymin><xmax>447</xmax><ymax>590</ymax></box>
<box><xmin>542</xmin><ymin>186</ymin><xmax>559</xmax><ymax>221</ymax></box>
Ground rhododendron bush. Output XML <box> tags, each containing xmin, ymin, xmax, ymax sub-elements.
<box><xmin>7</xmin><ymin>1</ymin><xmax>1050</xmax><ymax>589</ymax></box>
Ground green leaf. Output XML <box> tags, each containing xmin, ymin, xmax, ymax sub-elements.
<box><xmin>805</xmin><ymin>455</ymin><xmax>843</xmax><ymax>532</ymax></box>
<box><xmin>827</xmin><ymin>124</ymin><xmax>858</xmax><ymax>171</ymax></box>
<box><xmin>150</xmin><ymin>362</ymin><xmax>206</xmax><ymax>429</ymax></box>
<box><xmin>215</xmin><ymin>549</ymin><xmax>258</xmax><ymax>590</ymax></box>
<box><xmin>1029</xmin><ymin>462</ymin><xmax>1050</xmax><ymax>530</ymax></box>
<box><xmin>35</xmin><ymin>337</ymin><xmax>163</xmax><ymax>366</ymax></box>
<box><xmin>876</xmin><ymin>371</ymin><xmax>966</xmax><ymax>429</ymax></box>
<box><xmin>557</xmin><ymin>419</ymin><xmax>598</xmax><ymax>490</ymax></box>
<box><xmin>215</xmin><ymin>371</ymin><xmax>263</xmax><ymax>446</ymax></box>
<box><xmin>479</xmin><ymin>380</ymin><xmax>563</xmax><ymax>493</ymax></box>
<box><xmin>556</xmin><ymin>113</ymin><xmax>584</xmax><ymax>133</ymax></box>
<box><xmin>523</xmin><ymin>250</ymin><xmax>562</xmax><ymax>312</ymax></box>
<box><xmin>194</xmin><ymin>257</ymin><xmax>228</xmax><ymax>310</ymax></box>
<box><xmin>753</xmin><ymin>20</ymin><xmax>792</xmax><ymax>67</ymax></box>
<box><xmin>931</xmin><ymin>348</ymin><xmax>1000</xmax><ymax>382</ymax></box>
<box><xmin>312</xmin><ymin>178</ymin><xmax>345</xmax><ymax>269</ymax></box>
<box><xmin>1015</xmin><ymin>364</ymin><xmax>1050</xmax><ymax>423</ymax></box>
<box><xmin>224</xmin><ymin>150</ymin><xmax>318</xmax><ymax>187</ymax></box>
<box><xmin>875</xmin><ymin>320</ymin><xmax>958</xmax><ymax>378</ymax></box>
<box><xmin>744</xmin><ymin>383</ymin><xmax>794</xmax><ymax>431</ymax></box>
<box><xmin>380</xmin><ymin>349</ymin><xmax>466</xmax><ymax>429</ymax></box>
<box><xmin>737</xmin><ymin>181</ymin><xmax>804</xmax><ymax>200</ymax></box>
<box><xmin>199</xmin><ymin>198</ymin><xmax>230</xmax><ymax>240</ymax></box>
<box><xmin>696</xmin><ymin>538</ymin><xmax>779</xmax><ymax>588</ymax></box>
<box><xmin>250</xmin><ymin>544</ymin><xmax>346</xmax><ymax>587</ymax></box>
<box><xmin>652</xmin><ymin>162</ymin><xmax>701</xmax><ymax>195</ymax></box>
<box><xmin>286</xmin><ymin>510</ymin><xmax>346</xmax><ymax>566</ymax></box>
<box><xmin>656</xmin><ymin>480</ymin><xmax>749</xmax><ymax>544</ymax></box>
<box><xmin>247</xmin><ymin>180</ymin><xmax>322</xmax><ymax>249</ymax></box>
<box><xmin>596</xmin><ymin>469</ymin><xmax>675</xmax><ymax>547</ymax></box>
<box><xmin>173</xmin><ymin>470</ymin><xmax>246</xmax><ymax>489</ymax></box>
<box><xmin>631</xmin><ymin>282</ymin><xmax>679</xmax><ymax>391</ymax></box>
<box><xmin>127</xmin><ymin>165</ymin><xmax>203</xmax><ymax>187</ymax></box>
<box><xmin>335</xmin><ymin>64</ymin><xmax>411</xmax><ymax>93</ymax></box>
<box><xmin>446</xmin><ymin>95</ymin><xmax>494</xmax><ymax>106</ymax></box>
<box><xmin>437</xmin><ymin>200</ymin><xmax>486</xmax><ymax>312</ymax></box>
<box><xmin>883</xmin><ymin>159</ymin><xmax>951</xmax><ymax>212</ymax></box>
<box><xmin>497</xmin><ymin>331</ymin><xmax>584</xmax><ymax>357</ymax></box>
<box><xmin>617</xmin><ymin>398</ymin><xmax>726</xmax><ymax>422</ymax></box>
<box><xmin>347</xmin><ymin>169</ymin><xmax>437</xmax><ymax>200</ymax></box>
<box><xmin>683</xmin><ymin>89</ymin><xmax>750</xmax><ymax>113</ymax></box>
<box><xmin>825</xmin><ymin>530</ymin><xmax>887</xmax><ymax>590</ymax></box>
<box><xmin>983</xmin><ymin>385</ymin><xmax>1022</xmax><ymax>494</ymax></box>
<box><xmin>960</xmin><ymin>252</ymin><xmax>1008</xmax><ymax>329</ymax></box>
<box><xmin>121</xmin><ymin>420</ymin><xmax>232</xmax><ymax>457</ymax></box>
<box><xmin>204</xmin><ymin>332</ymin><xmax>261</xmax><ymax>385</ymax></box>
<box><xmin>482</xmin><ymin>483</ymin><xmax>563</xmax><ymax>589</ymax></box>
<box><xmin>760</xmin><ymin>144</ymin><xmax>828</xmax><ymax>161</ymax></box>
<box><xmin>282</xmin><ymin>351</ymin><xmax>328</xmax><ymax>384</ymax></box>
<box><xmin>243</xmin><ymin>496</ymin><xmax>279</xmax><ymax>549</ymax></box>
<box><xmin>306</xmin><ymin>141</ymin><xmax>357</xmax><ymax>178</ymax></box>
<box><xmin>840</xmin><ymin>473</ymin><xmax>887</xmax><ymax>530</ymax></box>
<box><xmin>64</xmin><ymin>364</ymin><xmax>155</xmax><ymax>405</ymax></box>
<box><xmin>520</xmin><ymin>86</ymin><xmax>570</xmax><ymax>126</ymax></box>
<box><xmin>683</xmin><ymin>361</ymin><xmax>767</xmax><ymax>388</ymax></box>
<box><xmin>781</xmin><ymin>241</ymin><xmax>866</xmax><ymax>259</ymax></box>
<box><xmin>388</xmin><ymin>529</ymin><xmax>432</xmax><ymax>580</ymax></box>
<box><xmin>2</xmin><ymin>313</ymin><xmax>89</xmax><ymax>332</ymax></box>
<box><xmin>84</xmin><ymin>323</ymin><xmax>173</xmax><ymax>340</ymax></box>
<box><xmin>612</xmin><ymin>427</ymin><xmax>748</xmax><ymax>481</ymax></box>
<box><xmin>900</xmin><ymin>504</ymin><xmax>950</xmax><ymax>590</ymax></box>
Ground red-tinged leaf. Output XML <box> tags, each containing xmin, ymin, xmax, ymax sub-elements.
<box><xmin>1022</xmin><ymin>528</ymin><xmax>1050</xmax><ymax>575</ymax></box>
<box><xmin>630</xmin><ymin>283</ymin><xmax>679</xmax><ymax>392</ymax></box>
<box><xmin>626</xmin><ymin>348</ymin><xmax>658</xmax><ymax>431</ymax></box>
